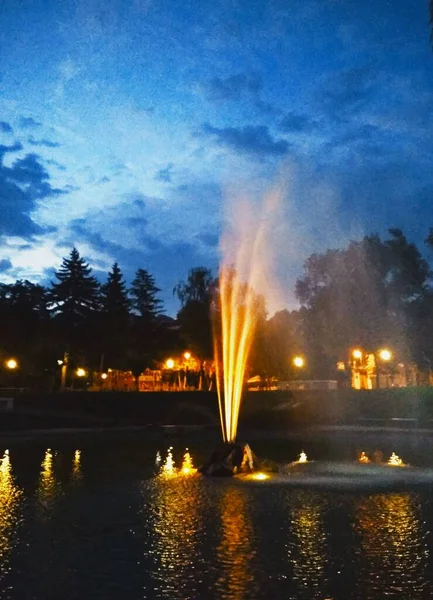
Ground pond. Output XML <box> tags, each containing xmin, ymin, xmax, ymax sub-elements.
<box><xmin>1</xmin><ymin>433</ymin><xmax>433</xmax><ymax>599</ymax></box>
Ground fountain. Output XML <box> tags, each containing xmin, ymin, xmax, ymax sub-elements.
<box><xmin>201</xmin><ymin>190</ymin><xmax>282</xmax><ymax>476</ymax></box>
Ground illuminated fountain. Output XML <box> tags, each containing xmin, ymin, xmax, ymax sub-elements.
<box><xmin>387</xmin><ymin>452</ymin><xmax>405</xmax><ymax>467</ymax></box>
<box><xmin>201</xmin><ymin>190</ymin><xmax>282</xmax><ymax>476</ymax></box>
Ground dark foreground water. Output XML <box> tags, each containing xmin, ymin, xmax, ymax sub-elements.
<box><xmin>2</xmin><ymin>433</ymin><xmax>433</xmax><ymax>599</ymax></box>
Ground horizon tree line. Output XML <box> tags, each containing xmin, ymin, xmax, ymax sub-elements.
<box><xmin>2</xmin><ymin>225</ymin><xmax>433</xmax><ymax>388</ymax></box>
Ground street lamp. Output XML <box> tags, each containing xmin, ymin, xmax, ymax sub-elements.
<box><xmin>379</xmin><ymin>349</ymin><xmax>392</xmax><ymax>362</ymax></box>
<box><xmin>76</xmin><ymin>368</ymin><xmax>86</xmax><ymax>378</ymax></box>
<box><xmin>377</xmin><ymin>348</ymin><xmax>392</xmax><ymax>388</ymax></box>
<box><xmin>165</xmin><ymin>358</ymin><xmax>175</xmax><ymax>369</ymax></box>
<box><xmin>293</xmin><ymin>356</ymin><xmax>305</xmax><ymax>368</ymax></box>
<box><xmin>352</xmin><ymin>349</ymin><xmax>363</xmax><ymax>360</ymax></box>
<box><xmin>183</xmin><ymin>351</ymin><xmax>191</xmax><ymax>361</ymax></box>
<box><xmin>101</xmin><ymin>373</ymin><xmax>108</xmax><ymax>380</ymax></box>
<box><xmin>5</xmin><ymin>358</ymin><xmax>18</xmax><ymax>370</ymax></box>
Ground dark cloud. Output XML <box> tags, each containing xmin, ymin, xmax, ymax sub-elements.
<box><xmin>202</xmin><ymin>73</ymin><xmax>262</xmax><ymax>102</ymax></box>
<box><xmin>202</xmin><ymin>123</ymin><xmax>289</xmax><ymax>156</ymax></box>
<box><xmin>18</xmin><ymin>116</ymin><xmax>42</xmax><ymax>128</ymax></box>
<box><xmin>0</xmin><ymin>151</ymin><xmax>65</xmax><ymax>238</ymax></box>
<box><xmin>279</xmin><ymin>111</ymin><xmax>318</xmax><ymax>133</ymax></box>
<box><xmin>0</xmin><ymin>258</ymin><xmax>12</xmax><ymax>272</ymax></box>
<box><xmin>0</xmin><ymin>142</ymin><xmax>23</xmax><ymax>160</ymax></box>
<box><xmin>154</xmin><ymin>163</ymin><xmax>174</xmax><ymax>183</ymax></box>
<box><xmin>68</xmin><ymin>216</ymin><xmax>216</xmax><ymax>316</ymax></box>
<box><xmin>28</xmin><ymin>136</ymin><xmax>61</xmax><ymax>148</ymax></box>
<box><xmin>321</xmin><ymin>65</ymin><xmax>379</xmax><ymax>119</ymax></box>
<box><xmin>0</xmin><ymin>122</ymin><xmax>13</xmax><ymax>134</ymax></box>
<box><xmin>45</xmin><ymin>159</ymin><xmax>66</xmax><ymax>171</ymax></box>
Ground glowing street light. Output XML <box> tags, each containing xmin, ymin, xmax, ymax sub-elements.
<box><xmin>379</xmin><ymin>349</ymin><xmax>392</xmax><ymax>362</ymax></box>
<box><xmin>76</xmin><ymin>368</ymin><xmax>86</xmax><ymax>377</ymax></box>
<box><xmin>101</xmin><ymin>373</ymin><xmax>108</xmax><ymax>380</ymax></box>
<box><xmin>183</xmin><ymin>351</ymin><xmax>191</xmax><ymax>361</ymax></box>
<box><xmin>5</xmin><ymin>358</ymin><xmax>17</xmax><ymax>370</ymax></box>
<box><xmin>165</xmin><ymin>358</ymin><xmax>175</xmax><ymax>369</ymax></box>
<box><xmin>293</xmin><ymin>356</ymin><xmax>305</xmax><ymax>368</ymax></box>
<box><xmin>352</xmin><ymin>349</ymin><xmax>363</xmax><ymax>360</ymax></box>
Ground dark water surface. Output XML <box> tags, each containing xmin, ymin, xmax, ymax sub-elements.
<box><xmin>2</xmin><ymin>434</ymin><xmax>433</xmax><ymax>599</ymax></box>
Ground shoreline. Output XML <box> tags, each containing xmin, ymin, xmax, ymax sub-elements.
<box><xmin>2</xmin><ymin>423</ymin><xmax>433</xmax><ymax>444</ymax></box>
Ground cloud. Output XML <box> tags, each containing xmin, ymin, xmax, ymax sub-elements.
<box><xmin>0</xmin><ymin>151</ymin><xmax>65</xmax><ymax>239</ymax></box>
<box><xmin>0</xmin><ymin>258</ymin><xmax>12</xmax><ymax>272</ymax></box>
<box><xmin>28</xmin><ymin>136</ymin><xmax>61</xmax><ymax>148</ymax></box>
<box><xmin>321</xmin><ymin>65</ymin><xmax>378</xmax><ymax>118</ymax></box>
<box><xmin>45</xmin><ymin>159</ymin><xmax>66</xmax><ymax>171</ymax></box>
<box><xmin>202</xmin><ymin>123</ymin><xmax>289</xmax><ymax>156</ymax></box>
<box><xmin>154</xmin><ymin>163</ymin><xmax>174</xmax><ymax>183</ymax></box>
<box><xmin>0</xmin><ymin>122</ymin><xmax>13</xmax><ymax>134</ymax></box>
<box><xmin>0</xmin><ymin>142</ymin><xmax>23</xmax><ymax>160</ymax></box>
<box><xmin>197</xmin><ymin>232</ymin><xmax>219</xmax><ymax>247</ymax></box>
<box><xmin>18</xmin><ymin>116</ymin><xmax>42</xmax><ymax>129</ymax></box>
<box><xmin>201</xmin><ymin>73</ymin><xmax>263</xmax><ymax>102</ymax></box>
<box><xmin>279</xmin><ymin>111</ymin><xmax>318</xmax><ymax>133</ymax></box>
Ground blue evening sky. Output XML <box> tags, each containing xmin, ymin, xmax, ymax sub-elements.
<box><xmin>0</xmin><ymin>0</ymin><xmax>432</xmax><ymax>315</ymax></box>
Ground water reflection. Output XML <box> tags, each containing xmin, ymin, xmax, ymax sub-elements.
<box><xmin>37</xmin><ymin>449</ymin><xmax>61</xmax><ymax>516</ymax></box>
<box><xmin>355</xmin><ymin>493</ymin><xmax>428</xmax><ymax>598</ymax></box>
<box><xmin>149</xmin><ymin>474</ymin><xmax>202</xmax><ymax>598</ymax></box>
<box><xmin>287</xmin><ymin>492</ymin><xmax>327</xmax><ymax>599</ymax></box>
<box><xmin>71</xmin><ymin>450</ymin><xmax>82</xmax><ymax>482</ymax></box>
<box><xmin>0</xmin><ymin>450</ymin><xmax>22</xmax><ymax>581</ymax></box>
<box><xmin>215</xmin><ymin>486</ymin><xmax>257</xmax><ymax>600</ymax></box>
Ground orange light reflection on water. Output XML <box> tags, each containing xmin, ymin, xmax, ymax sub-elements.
<box><xmin>149</xmin><ymin>465</ymin><xmax>202</xmax><ymax>597</ymax></box>
<box><xmin>355</xmin><ymin>493</ymin><xmax>427</xmax><ymax>598</ymax></box>
<box><xmin>0</xmin><ymin>450</ymin><xmax>22</xmax><ymax>563</ymax></box>
<box><xmin>216</xmin><ymin>486</ymin><xmax>257</xmax><ymax>599</ymax></box>
<box><xmin>287</xmin><ymin>494</ymin><xmax>327</xmax><ymax>596</ymax></box>
<box><xmin>37</xmin><ymin>449</ymin><xmax>61</xmax><ymax>516</ymax></box>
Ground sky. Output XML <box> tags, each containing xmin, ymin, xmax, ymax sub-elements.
<box><xmin>1</xmin><ymin>0</ymin><xmax>432</xmax><ymax>315</ymax></box>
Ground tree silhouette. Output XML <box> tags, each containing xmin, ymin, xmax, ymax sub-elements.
<box><xmin>130</xmin><ymin>268</ymin><xmax>163</xmax><ymax>319</ymax></box>
<box><xmin>49</xmin><ymin>248</ymin><xmax>100</xmax><ymax>359</ymax></box>
<box><xmin>174</xmin><ymin>267</ymin><xmax>217</xmax><ymax>360</ymax></box>
<box><xmin>98</xmin><ymin>262</ymin><xmax>130</xmax><ymax>369</ymax></box>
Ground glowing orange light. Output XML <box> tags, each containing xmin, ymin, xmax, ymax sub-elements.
<box><xmin>251</xmin><ymin>472</ymin><xmax>269</xmax><ymax>481</ymax></box>
<box><xmin>352</xmin><ymin>349</ymin><xmax>362</xmax><ymax>360</ymax></box>
<box><xmin>161</xmin><ymin>447</ymin><xmax>176</xmax><ymax>477</ymax></box>
<box><xmin>181</xmin><ymin>449</ymin><xmax>197</xmax><ymax>476</ymax></box>
<box><xmin>76</xmin><ymin>368</ymin><xmax>86</xmax><ymax>377</ymax></box>
<box><xmin>165</xmin><ymin>358</ymin><xmax>175</xmax><ymax>369</ymax></box>
<box><xmin>183</xmin><ymin>352</ymin><xmax>191</xmax><ymax>360</ymax></box>
<box><xmin>101</xmin><ymin>373</ymin><xmax>108</xmax><ymax>380</ymax></box>
<box><xmin>297</xmin><ymin>451</ymin><xmax>308</xmax><ymax>463</ymax></box>
<box><xmin>293</xmin><ymin>356</ymin><xmax>304</xmax><ymax>368</ymax></box>
<box><xmin>5</xmin><ymin>359</ymin><xmax>17</xmax><ymax>370</ymax></box>
<box><xmin>379</xmin><ymin>349</ymin><xmax>392</xmax><ymax>362</ymax></box>
<box><xmin>358</xmin><ymin>451</ymin><xmax>370</xmax><ymax>464</ymax></box>
<box><xmin>388</xmin><ymin>452</ymin><xmax>405</xmax><ymax>467</ymax></box>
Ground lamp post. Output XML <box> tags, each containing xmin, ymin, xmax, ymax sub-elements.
<box><xmin>377</xmin><ymin>348</ymin><xmax>392</xmax><ymax>388</ymax></box>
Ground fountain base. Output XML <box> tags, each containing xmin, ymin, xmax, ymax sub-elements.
<box><xmin>199</xmin><ymin>442</ymin><xmax>254</xmax><ymax>477</ymax></box>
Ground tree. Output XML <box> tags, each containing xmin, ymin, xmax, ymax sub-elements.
<box><xmin>98</xmin><ymin>263</ymin><xmax>130</xmax><ymax>369</ymax></box>
<box><xmin>130</xmin><ymin>268</ymin><xmax>164</xmax><ymax>319</ymax></box>
<box><xmin>49</xmin><ymin>248</ymin><xmax>100</xmax><ymax>357</ymax></box>
<box><xmin>0</xmin><ymin>280</ymin><xmax>53</xmax><ymax>388</ymax></box>
<box><xmin>128</xmin><ymin>268</ymin><xmax>166</xmax><ymax>376</ymax></box>
<box><xmin>174</xmin><ymin>267</ymin><xmax>217</xmax><ymax>360</ymax></box>
<box><xmin>295</xmin><ymin>230</ymin><xmax>432</xmax><ymax>376</ymax></box>
<box><xmin>173</xmin><ymin>267</ymin><xmax>216</xmax><ymax>306</ymax></box>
